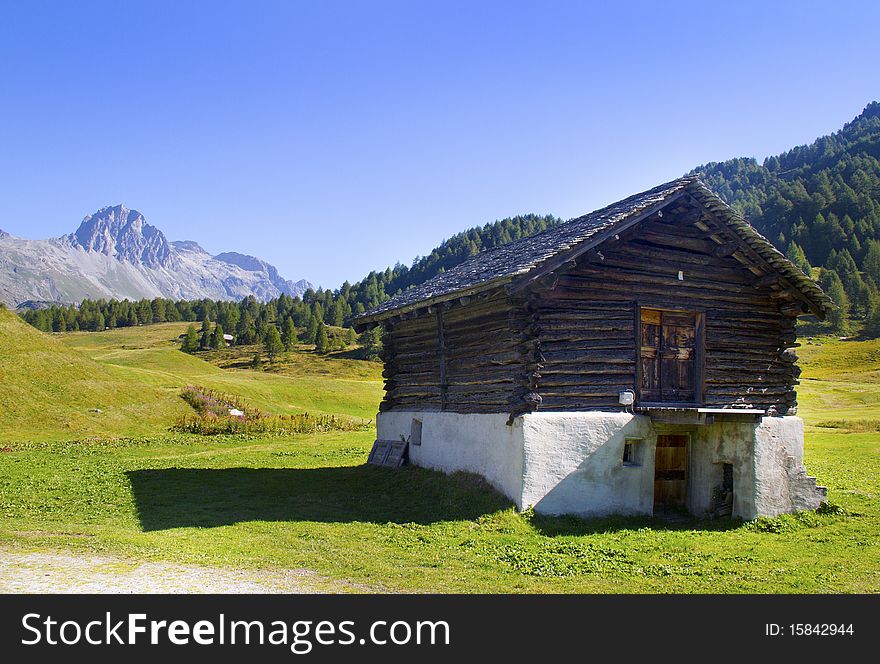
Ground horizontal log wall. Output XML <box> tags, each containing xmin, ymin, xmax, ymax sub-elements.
<box><xmin>380</xmin><ymin>289</ymin><xmax>520</xmax><ymax>413</ymax></box>
<box><xmin>531</xmin><ymin>214</ymin><xmax>799</xmax><ymax>414</ymax></box>
<box><xmin>379</xmin><ymin>311</ymin><xmax>441</xmax><ymax>412</ymax></box>
<box><xmin>443</xmin><ymin>291</ymin><xmax>518</xmax><ymax>411</ymax></box>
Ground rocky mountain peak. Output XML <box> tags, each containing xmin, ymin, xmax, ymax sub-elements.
<box><xmin>69</xmin><ymin>204</ymin><xmax>174</xmax><ymax>268</ymax></box>
<box><xmin>171</xmin><ymin>240</ymin><xmax>209</xmax><ymax>254</ymax></box>
<box><xmin>214</xmin><ymin>251</ymin><xmax>313</xmax><ymax>296</ymax></box>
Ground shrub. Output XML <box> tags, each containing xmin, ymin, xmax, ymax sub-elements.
<box><xmin>173</xmin><ymin>385</ymin><xmax>369</xmax><ymax>436</ymax></box>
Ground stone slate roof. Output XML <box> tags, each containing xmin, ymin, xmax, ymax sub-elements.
<box><xmin>355</xmin><ymin>176</ymin><xmax>833</xmax><ymax>325</ymax></box>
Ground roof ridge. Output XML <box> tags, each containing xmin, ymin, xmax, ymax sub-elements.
<box><xmin>412</xmin><ymin>175</ymin><xmax>702</xmax><ymax>278</ymax></box>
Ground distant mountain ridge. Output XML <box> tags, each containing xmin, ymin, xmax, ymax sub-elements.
<box><xmin>0</xmin><ymin>205</ymin><xmax>312</xmax><ymax>307</ymax></box>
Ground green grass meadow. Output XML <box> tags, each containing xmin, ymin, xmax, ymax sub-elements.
<box><xmin>0</xmin><ymin>311</ymin><xmax>877</xmax><ymax>592</ymax></box>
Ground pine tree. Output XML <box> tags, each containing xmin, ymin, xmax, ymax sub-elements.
<box><xmin>864</xmin><ymin>283</ymin><xmax>880</xmax><ymax>338</ymax></box>
<box><xmin>305</xmin><ymin>317</ymin><xmax>319</xmax><ymax>345</ymax></box>
<box><xmin>357</xmin><ymin>326</ymin><xmax>382</xmax><ymax>360</ymax></box>
<box><xmin>52</xmin><ymin>308</ymin><xmax>66</xmax><ymax>333</ymax></box>
<box><xmin>210</xmin><ymin>323</ymin><xmax>225</xmax><ymax>349</ymax></box>
<box><xmin>181</xmin><ymin>324</ymin><xmax>199</xmax><ymax>353</ymax></box>
<box><xmin>281</xmin><ymin>316</ymin><xmax>298</xmax><ymax>351</ymax></box>
<box><xmin>200</xmin><ymin>318</ymin><xmax>211</xmax><ymax>349</ymax></box>
<box><xmin>263</xmin><ymin>324</ymin><xmax>283</xmax><ymax>360</ymax></box>
<box><xmin>820</xmin><ymin>270</ymin><xmax>850</xmax><ymax>335</ymax></box>
<box><xmin>864</xmin><ymin>240</ymin><xmax>880</xmax><ymax>289</ymax></box>
<box><xmin>151</xmin><ymin>298</ymin><xmax>166</xmax><ymax>323</ymax></box>
<box><xmin>315</xmin><ymin>322</ymin><xmax>330</xmax><ymax>354</ymax></box>
<box><xmin>786</xmin><ymin>242</ymin><xmax>812</xmax><ymax>277</ymax></box>
<box><xmin>236</xmin><ymin>311</ymin><xmax>256</xmax><ymax>345</ymax></box>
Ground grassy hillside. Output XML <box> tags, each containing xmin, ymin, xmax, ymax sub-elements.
<box><xmin>60</xmin><ymin>322</ymin><xmax>383</xmax><ymax>421</ymax></box>
<box><xmin>0</xmin><ymin>309</ymin><xmax>188</xmax><ymax>442</ymax></box>
<box><xmin>797</xmin><ymin>336</ymin><xmax>880</xmax><ymax>425</ymax></box>
<box><xmin>0</xmin><ymin>315</ymin><xmax>383</xmax><ymax>442</ymax></box>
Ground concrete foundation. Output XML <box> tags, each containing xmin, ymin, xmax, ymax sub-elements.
<box><xmin>376</xmin><ymin>410</ymin><xmax>826</xmax><ymax>520</ymax></box>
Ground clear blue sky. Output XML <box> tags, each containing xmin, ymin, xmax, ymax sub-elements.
<box><xmin>0</xmin><ymin>1</ymin><xmax>878</xmax><ymax>289</ymax></box>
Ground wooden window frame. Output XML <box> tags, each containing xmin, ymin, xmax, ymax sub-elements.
<box><xmin>634</xmin><ymin>302</ymin><xmax>705</xmax><ymax>407</ymax></box>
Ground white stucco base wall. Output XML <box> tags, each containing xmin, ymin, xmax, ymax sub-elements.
<box><xmin>753</xmin><ymin>416</ymin><xmax>826</xmax><ymax>517</ymax></box>
<box><xmin>376</xmin><ymin>410</ymin><xmax>825</xmax><ymax>519</ymax></box>
<box><xmin>376</xmin><ymin>411</ymin><xmax>526</xmax><ymax>506</ymax></box>
<box><xmin>521</xmin><ymin>412</ymin><xmax>654</xmax><ymax>517</ymax></box>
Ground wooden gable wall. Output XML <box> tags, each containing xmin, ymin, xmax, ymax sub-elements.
<box><xmin>527</xmin><ymin>198</ymin><xmax>800</xmax><ymax>414</ymax></box>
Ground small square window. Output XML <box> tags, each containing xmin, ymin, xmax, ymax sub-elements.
<box><xmin>622</xmin><ymin>438</ymin><xmax>641</xmax><ymax>466</ymax></box>
<box><xmin>410</xmin><ymin>419</ymin><xmax>422</xmax><ymax>446</ymax></box>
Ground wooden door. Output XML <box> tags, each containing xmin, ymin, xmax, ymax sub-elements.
<box><xmin>640</xmin><ymin>308</ymin><xmax>699</xmax><ymax>403</ymax></box>
<box><xmin>654</xmin><ymin>434</ymin><xmax>688</xmax><ymax>509</ymax></box>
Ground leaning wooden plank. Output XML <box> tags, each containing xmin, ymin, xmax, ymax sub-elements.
<box><xmin>367</xmin><ymin>439</ymin><xmax>390</xmax><ymax>466</ymax></box>
<box><xmin>383</xmin><ymin>441</ymin><xmax>409</xmax><ymax>468</ymax></box>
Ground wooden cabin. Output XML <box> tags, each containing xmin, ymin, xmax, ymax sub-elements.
<box><xmin>354</xmin><ymin>177</ymin><xmax>832</xmax><ymax>519</ymax></box>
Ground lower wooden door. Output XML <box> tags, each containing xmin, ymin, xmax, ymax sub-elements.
<box><xmin>654</xmin><ymin>434</ymin><xmax>688</xmax><ymax>510</ymax></box>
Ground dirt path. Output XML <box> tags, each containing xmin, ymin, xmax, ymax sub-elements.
<box><xmin>0</xmin><ymin>548</ymin><xmax>335</xmax><ymax>593</ymax></box>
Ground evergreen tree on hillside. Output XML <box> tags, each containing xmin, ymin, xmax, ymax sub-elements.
<box><xmin>357</xmin><ymin>326</ymin><xmax>382</xmax><ymax>361</ymax></box>
<box><xmin>151</xmin><ymin>298</ymin><xmax>166</xmax><ymax>323</ymax></box>
<box><xmin>281</xmin><ymin>316</ymin><xmax>298</xmax><ymax>351</ymax></box>
<box><xmin>304</xmin><ymin>316</ymin><xmax>319</xmax><ymax>345</ymax></box>
<box><xmin>786</xmin><ymin>242</ymin><xmax>812</xmax><ymax>276</ymax></box>
<box><xmin>263</xmin><ymin>324</ymin><xmax>283</xmax><ymax>360</ymax></box>
<box><xmin>864</xmin><ymin>283</ymin><xmax>880</xmax><ymax>337</ymax></box>
<box><xmin>315</xmin><ymin>322</ymin><xmax>330</xmax><ymax>354</ymax></box>
<box><xmin>52</xmin><ymin>308</ymin><xmax>66</xmax><ymax>333</ymax></box>
<box><xmin>827</xmin><ymin>249</ymin><xmax>870</xmax><ymax>317</ymax></box>
<box><xmin>210</xmin><ymin>323</ymin><xmax>225</xmax><ymax>349</ymax></box>
<box><xmin>137</xmin><ymin>300</ymin><xmax>152</xmax><ymax>323</ymax></box>
<box><xmin>820</xmin><ymin>270</ymin><xmax>851</xmax><ymax>335</ymax></box>
<box><xmin>200</xmin><ymin>317</ymin><xmax>211</xmax><ymax>349</ymax></box>
<box><xmin>236</xmin><ymin>311</ymin><xmax>256</xmax><ymax>345</ymax></box>
<box><xmin>181</xmin><ymin>324</ymin><xmax>199</xmax><ymax>353</ymax></box>
<box><xmin>864</xmin><ymin>240</ymin><xmax>880</xmax><ymax>288</ymax></box>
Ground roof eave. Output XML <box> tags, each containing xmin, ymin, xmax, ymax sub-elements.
<box><xmin>352</xmin><ymin>275</ymin><xmax>514</xmax><ymax>330</ymax></box>
<box><xmin>683</xmin><ymin>180</ymin><xmax>834</xmax><ymax>319</ymax></box>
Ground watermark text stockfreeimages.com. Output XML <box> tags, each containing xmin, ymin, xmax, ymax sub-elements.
<box><xmin>21</xmin><ymin>612</ymin><xmax>450</xmax><ymax>654</ymax></box>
